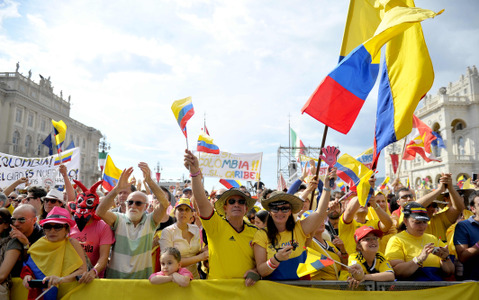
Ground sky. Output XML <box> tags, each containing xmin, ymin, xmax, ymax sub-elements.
<box><xmin>0</xmin><ymin>0</ymin><xmax>478</xmax><ymax>192</ymax></box>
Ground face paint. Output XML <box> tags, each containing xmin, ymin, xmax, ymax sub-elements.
<box><xmin>72</xmin><ymin>180</ymin><xmax>103</xmax><ymax>231</ymax></box>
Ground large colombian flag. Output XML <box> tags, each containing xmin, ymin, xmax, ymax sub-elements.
<box><xmin>372</xmin><ymin>1</ymin><xmax>442</xmax><ymax>167</ymax></box>
<box><xmin>171</xmin><ymin>96</ymin><xmax>194</xmax><ymax>137</ymax></box>
<box><xmin>197</xmin><ymin>132</ymin><xmax>220</xmax><ymax>154</ymax></box>
<box><xmin>301</xmin><ymin>4</ymin><xmax>441</xmax><ymax>135</ymax></box>
<box><xmin>102</xmin><ymin>155</ymin><xmax>122</xmax><ymax>191</ymax></box>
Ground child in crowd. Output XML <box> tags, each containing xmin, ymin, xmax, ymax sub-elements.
<box><xmin>149</xmin><ymin>247</ymin><xmax>193</xmax><ymax>287</ymax></box>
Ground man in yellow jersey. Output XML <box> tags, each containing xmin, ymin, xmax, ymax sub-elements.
<box><xmin>416</xmin><ymin>173</ymin><xmax>464</xmax><ymax>242</ymax></box>
<box><xmin>184</xmin><ymin>150</ymin><xmax>259</xmax><ymax>286</ymax></box>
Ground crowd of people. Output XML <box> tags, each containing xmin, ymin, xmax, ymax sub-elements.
<box><xmin>0</xmin><ymin>149</ymin><xmax>478</xmax><ymax>298</ymax></box>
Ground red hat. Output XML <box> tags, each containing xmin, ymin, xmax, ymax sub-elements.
<box><xmin>354</xmin><ymin>225</ymin><xmax>383</xmax><ymax>243</ymax></box>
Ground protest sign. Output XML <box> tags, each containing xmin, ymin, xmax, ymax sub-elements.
<box><xmin>198</xmin><ymin>151</ymin><xmax>262</xmax><ymax>181</ymax></box>
<box><xmin>0</xmin><ymin>148</ymin><xmax>81</xmax><ymax>188</ymax></box>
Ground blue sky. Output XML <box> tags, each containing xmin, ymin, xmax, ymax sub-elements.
<box><xmin>1</xmin><ymin>0</ymin><xmax>478</xmax><ymax>191</ymax></box>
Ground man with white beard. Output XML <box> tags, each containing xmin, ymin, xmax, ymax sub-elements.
<box><xmin>96</xmin><ymin>162</ymin><xmax>169</xmax><ymax>279</ymax></box>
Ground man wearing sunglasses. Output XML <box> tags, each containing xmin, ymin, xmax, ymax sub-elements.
<box><xmin>9</xmin><ymin>204</ymin><xmax>44</xmax><ymax>276</ymax></box>
<box><xmin>96</xmin><ymin>162</ymin><xmax>169</xmax><ymax>279</ymax></box>
<box><xmin>184</xmin><ymin>150</ymin><xmax>260</xmax><ymax>286</ymax></box>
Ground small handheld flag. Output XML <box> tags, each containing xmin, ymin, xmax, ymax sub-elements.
<box><xmin>197</xmin><ymin>132</ymin><xmax>220</xmax><ymax>154</ymax></box>
<box><xmin>171</xmin><ymin>96</ymin><xmax>194</xmax><ymax>138</ymax></box>
<box><xmin>219</xmin><ymin>179</ymin><xmax>242</xmax><ymax>189</ymax></box>
<box><xmin>51</xmin><ymin>120</ymin><xmax>67</xmax><ymax>153</ymax></box>
<box><xmin>102</xmin><ymin>155</ymin><xmax>122</xmax><ymax>191</ymax></box>
<box><xmin>297</xmin><ymin>247</ymin><xmax>335</xmax><ymax>278</ymax></box>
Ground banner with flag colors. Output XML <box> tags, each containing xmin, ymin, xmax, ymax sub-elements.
<box><xmin>171</xmin><ymin>96</ymin><xmax>194</xmax><ymax>137</ymax></box>
<box><xmin>102</xmin><ymin>155</ymin><xmax>122</xmax><ymax>191</ymax></box>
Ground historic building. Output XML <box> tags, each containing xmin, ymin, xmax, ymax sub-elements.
<box><xmin>0</xmin><ymin>63</ymin><xmax>102</xmax><ymax>187</ymax></box>
<box><xmin>384</xmin><ymin>65</ymin><xmax>479</xmax><ymax>188</ymax></box>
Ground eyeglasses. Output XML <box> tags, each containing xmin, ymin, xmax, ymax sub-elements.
<box><xmin>361</xmin><ymin>236</ymin><xmax>379</xmax><ymax>242</ymax></box>
<box><xmin>227</xmin><ymin>198</ymin><xmax>246</xmax><ymax>205</ymax></box>
<box><xmin>127</xmin><ymin>200</ymin><xmax>145</xmax><ymax>206</ymax></box>
<box><xmin>43</xmin><ymin>198</ymin><xmax>61</xmax><ymax>205</ymax></box>
<box><xmin>11</xmin><ymin>217</ymin><xmax>30</xmax><ymax>223</ymax></box>
<box><xmin>43</xmin><ymin>223</ymin><xmax>67</xmax><ymax>231</ymax></box>
<box><xmin>400</xmin><ymin>194</ymin><xmax>414</xmax><ymax>199</ymax></box>
<box><xmin>270</xmin><ymin>206</ymin><xmax>291</xmax><ymax>213</ymax></box>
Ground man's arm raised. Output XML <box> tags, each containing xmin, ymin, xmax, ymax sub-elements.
<box><xmin>96</xmin><ymin>167</ymin><xmax>133</xmax><ymax>227</ymax></box>
<box><xmin>139</xmin><ymin>162</ymin><xmax>168</xmax><ymax>226</ymax></box>
<box><xmin>184</xmin><ymin>150</ymin><xmax>213</xmax><ymax>218</ymax></box>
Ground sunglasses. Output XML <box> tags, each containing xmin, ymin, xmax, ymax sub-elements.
<box><xmin>400</xmin><ymin>194</ymin><xmax>414</xmax><ymax>199</ymax></box>
<box><xmin>227</xmin><ymin>198</ymin><xmax>246</xmax><ymax>205</ymax></box>
<box><xmin>11</xmin><ymin>217</ymin><xmax>29</xmax><ymax>223</ymax></box>
<box><xmin>26</xmin><ymin>197</ymin><xmax>37</xmax><ymax>202</ymax></box>
<box><xmin>43</xmin><ymin>198</ymin><xmax>61</xmax><ymax>205</ymax></box>
<box><xmin>270</xmin><ymin>206</ymin><xmax>291</xmax><ymax>213</ymax></box>
<box><xmin>127</xmin><ymin>200</ymin><xmax>145</xmax><ymax>206</ymax></box>
<box><xmin>8</xmin><ymin>196</ymin><xmax>16</xmax><ymax>199</ymax></box>
<box><xmin>43</xmin><ymin>223</ymin><xmax>67</xmax><ymax>231</ymax></box>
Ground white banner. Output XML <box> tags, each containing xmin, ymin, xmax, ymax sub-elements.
<box><xmin>0</xmin><ymin>148</ymin><xmax>81</xmax><ymax>189</ymax></box>
<box><xmin>198</xmin><ymin>151</ymin><xmax>262</xmax><ymax>181</ymax></box>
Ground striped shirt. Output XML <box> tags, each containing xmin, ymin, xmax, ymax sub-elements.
<box><xmin>106</xmin><ymin>212</ymin><xmax>156</xmax><ymax>279</ymax></box>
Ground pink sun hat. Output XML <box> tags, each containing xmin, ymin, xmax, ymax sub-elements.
<box><xmin>39</xmin><ymin>206</ymin><xmax>75</xmax><ymax>227</ymax></box>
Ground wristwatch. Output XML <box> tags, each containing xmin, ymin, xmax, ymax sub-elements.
<box><xmin>23</xmin><ymin>243</ymin><xmax>29</xmax><ymax>250</ymax></box>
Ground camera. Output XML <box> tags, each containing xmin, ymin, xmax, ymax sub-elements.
<box><xmin>28</xmin><ymin>279</ymin><xmax>49</xmax><ymax>289</ymax></box>
<box><xmin>291</xmin><ymin>242</ymin><xmax>299</xmax><ymax>251</ymax></box>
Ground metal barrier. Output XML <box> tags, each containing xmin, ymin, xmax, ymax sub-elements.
<box><xmin>282</xmin><ymin>280</ymin><xmax>375</xmax><ymax>291</ymax></box>
<box><xmin>376</xmin><ymin>281</ymin><xmax>464</xmax><ymax>291</ymax></box>
<box><xmin>281</xmin><ymin>280</ymin><xmax>469</xmax><ymax>291</ymax></box>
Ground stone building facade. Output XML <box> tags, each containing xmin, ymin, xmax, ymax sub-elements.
<box><xmin>384</xmin><ymin>65</ymin><xmax>479</xmax><ymax>188</ymax></box>
<box><xmin>0</xmin><ymin>65</ymin><xmax>102</xmax><ymax>187</ymax></box>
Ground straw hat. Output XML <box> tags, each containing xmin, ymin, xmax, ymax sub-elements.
<box><xmin>261</xmin><ymin>191</ymin><xmax>304</xmax><ymax>214</ymax></box>
<box><xmin>214</xmin><ymin>188</ymin><xmax>255</xmax><ymax>216</ymax></box>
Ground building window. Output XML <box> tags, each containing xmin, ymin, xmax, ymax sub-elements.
<box><xmin>12</xmin><ymin>131</ymin><xmax>20</xmax><ymax>152</ymax></box>
<box><xmin>464</xmin><ymin>88</ymin><xmax>467</xmax><ymax>95</ymax></box>
<box><xmin>27</xmin><ymin>113</ymin><xmax>34</xmax><ymax>127</ymax></box>
<box><xmin>458</xmin><ymin>137</ymin><xmax>465</xmax><ymax>155</ymax></box>
<box><xmin>25</xmin><ymin>135</ymin><xmax>32</xmax><ymax>153</ymax></box>
<box><xmin>82</xmin><ymin>139</ymin><xmax>85</xmax><ymax>148</ymax></box>
<box><xmin>40</xmin><ymin>118</ymin><xmax>46</xmax><ymax>132</ymax></box>
<box><xmin>15</xmin><ymin>108</ymin><xmax>23</xmax><ymax>123</ymax></box>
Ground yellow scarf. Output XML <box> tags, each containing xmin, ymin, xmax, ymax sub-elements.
<box><xmin>28</xmin><ymin>237</ymin><xmax>83</xmax><ymax>277</ymax></box>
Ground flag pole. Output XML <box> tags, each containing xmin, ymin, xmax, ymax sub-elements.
<box><xmin>395</xmin><ymin>138</ymin><xmax>407</xmax><ymax>179</ymax></box>
<box><xmin>309</xmin><ymin>125</ymin><xmax>329</xmax><ymax>210</ymax></box>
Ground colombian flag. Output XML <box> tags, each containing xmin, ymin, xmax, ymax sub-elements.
<box><xmin>373</xmin><ymin>1</ymin><xmax>443</xmax><ymax>166</ymax></box>
<box><xmin>102</xmin><ymin>155</ymin><xmax>122</xmax><ymax>191</ymax></box>
<box><xmin>297</xmin><ymin>247</ymin><xmax>334</xmax><ymax>278</ymax></box>
<box><xmin>171</xmin><ymin>96</ymin><xmax>194</xmax><ymax>137</ymax></box>
<box><xmin>51</xmin><ymin>120</ymin><xmax>67</xmax><ymax>153</ymax></box>
<box><xmin>54</xmin><ymin>151</ymin><xmax>73</xmax><ymax>166</ymax></box>
<box><xmin>334</xmin><ymin>153</ymin><xmax>370</xmax><ymax>191</ymax></box>
<box><xmin>197</xmin><ymin>132</ymin><xmax>220</xmax><ymax>154</ymax></box>
<box><xmin>219</xmin><ymin>179</ymin><xmax>242</xmax><ymax>189</ymax></box>
<box><xmin>302</xmin><ymin>5</ymin><xmax>441</xmax><ymax>135</ymax></box>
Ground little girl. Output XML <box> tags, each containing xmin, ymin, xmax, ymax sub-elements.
<box><xmin>149</xmin><ymin>247</ymin><xmax>193</xmax><ymax>287</ymax></box>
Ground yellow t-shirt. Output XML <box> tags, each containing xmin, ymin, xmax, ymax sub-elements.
<box><xmin>309</xmin><ymin>238</ymin><xmax>342</xmax><ymax>280</ymax></box>
<box><xmin>349</xmin><ymin>251</ymin><xmax>394</xmax><ymax>274</ymax></box>
<box><xmin>338</xmin><ymin>216</ymin><xmax>381</xmax><ymax>255</ymax></box>
<box><xmin>200</xmin><ymin>211</ymin><xmax>257</xmax><ymax>279</ymax></box>
<box><xmin>385</xmin><ymin>230</ymin><xmax>445</xmax><ymax>268</ymax></box>
<box><xmin>252</xmin><ymin>221</ymin><xmax>310</xmax><ymax>280</ymax></box>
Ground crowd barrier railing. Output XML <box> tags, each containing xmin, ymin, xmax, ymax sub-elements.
<box><xmin>9</xmin><ymin>278</ymin><xmax>479</xmax><ymax>300</ymax></box>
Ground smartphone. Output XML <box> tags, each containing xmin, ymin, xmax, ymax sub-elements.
<box><xmin>28</xmin><ymin>279</ymin><xmax>49</xmax><ymax>289</ymax></box>
<box><xmin>473</xmin><ymin>173</ymin><xmax>478</xmax><ymax>182</ymax></box>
